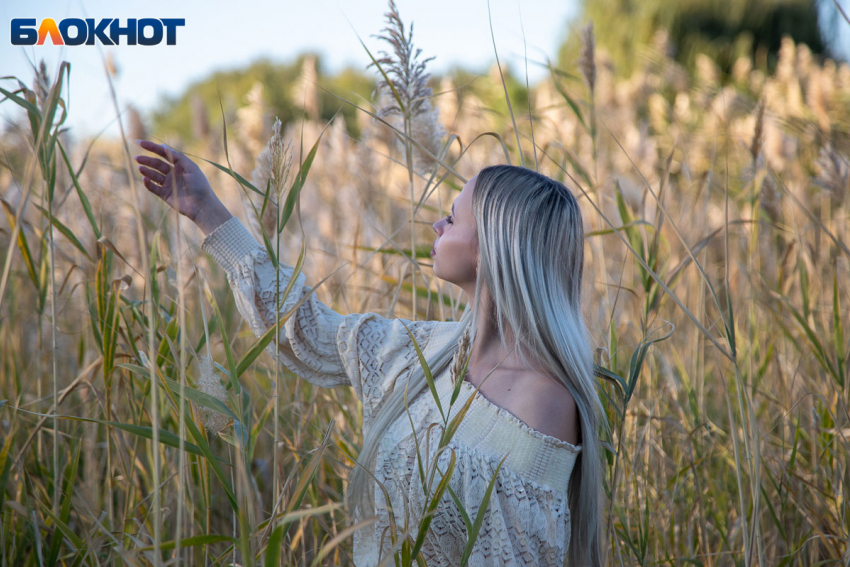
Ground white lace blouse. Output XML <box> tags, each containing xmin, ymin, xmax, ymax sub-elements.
<box><xmin>201</xmin><ymin>216</ymin><xmax>582</xmax><ymax>567</ymax></box>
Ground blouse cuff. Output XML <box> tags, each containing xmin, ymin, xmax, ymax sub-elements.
<box><xmin>200</xmin><ymin>216</ymin><xmax>263</xmax><ymax>276</ymax></box>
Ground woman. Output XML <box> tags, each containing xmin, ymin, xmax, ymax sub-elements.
<box><xmin>135</xmin><ymin>140</ymin><xmax>606</xmax><ymax>567</ymax></box>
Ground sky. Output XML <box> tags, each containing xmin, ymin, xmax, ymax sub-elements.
<box><xmin>2</xmin><ymin>1</ymin><xmax>849</xmax><ymax>142</ymax></box>
<box><xmin>0</xmin><ymin>0</ymin><xmax>580</xmax><ymax>141</ymax></box>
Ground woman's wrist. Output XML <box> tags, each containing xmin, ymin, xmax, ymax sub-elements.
<box><xmin>193</xmin><ymin>200</ymin><xmax>233</xmax><ymax>236</ymax></box>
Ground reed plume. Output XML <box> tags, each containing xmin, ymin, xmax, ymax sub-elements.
<box><xmin>291</xmin><ymin>55</ymin><xmax>320</xmax><ymax>122</ymax></box>
<box><xmin>450</xmin><ymin>325</ymin><xmax>472</xmax><ymax>387</ymax></box>
<box><xmin>196</xmin><ymin>351</ymin><xmax>231</xmax><ymax>435</ymax></box>
<box><xmin>369</xmin><ymin>0</ymin><xmax>444</xmax><ymax>173</ymax></box>
<box><xmin>34</xmin><ymin>60</ymin><xmax>50</xmax><ymax>108</ymax></box>
<box><xmin>578</xmin><ymin>21</ymin><xmax>596</xmax><ymax>96</ymax></box>
<box><xmin>251</xmin><ymin>116</ymin><xmax>294</xmax><ymax>235</ymax></box>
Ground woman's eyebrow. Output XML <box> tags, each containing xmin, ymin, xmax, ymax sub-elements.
<box><xmin>451</xmin><ymin>202</ymin><xmax>456</xmax><ymax>217</ymax></box>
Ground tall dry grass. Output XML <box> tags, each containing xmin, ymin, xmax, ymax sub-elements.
<box><xmin>0</xmin><ymin>7</ymin><xmax>849</xmax><ymax>566</ymax></box>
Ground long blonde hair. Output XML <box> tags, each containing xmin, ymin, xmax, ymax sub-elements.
<box><xmin>345</xmin><ymin>164</ymin><xmax>607</xmax><ymax>567</ymax></box>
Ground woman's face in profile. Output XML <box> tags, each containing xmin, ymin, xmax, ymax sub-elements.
<box><xmin>432</xmin><ymin>174</ymin><xmax>479</xmax><ymax>292</ymax></box>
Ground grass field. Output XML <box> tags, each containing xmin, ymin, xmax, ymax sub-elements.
<box><xmin>0</xmin><ymin>14</ymin><xmax>849</xmax><ymax>567</ymax></box>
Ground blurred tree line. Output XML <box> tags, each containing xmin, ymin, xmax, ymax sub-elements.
<box><xmin>150</xmin><ymin>53</ymin><xmax>373</xmax><ymax>142</ymax></box>
<box><xmin>149</xmin><ymin>54</ymin><xmax>531</xmax><ymax>144</ymax></box>
<box><xmin>559</xmin><ymin>0</ymin><xmax>841</xmax><ymax>77</ymax></box>
<box><xmin>151</xmin><ymin>0</ymin><xmax>846</xmax><ymax>142</ymax></box>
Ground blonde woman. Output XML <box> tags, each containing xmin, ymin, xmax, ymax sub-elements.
<box><xmin>135</xmin><ymin>139</ymin><xmax>606</xmax><ymax>567</ymax></box>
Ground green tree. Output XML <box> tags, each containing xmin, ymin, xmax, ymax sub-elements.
<box><xmin>559</xmin><ymin>0</ymin><xmax>833</xmax><ymax>78</ymax></box>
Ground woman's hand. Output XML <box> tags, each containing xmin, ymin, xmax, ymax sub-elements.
<box><xmin>134</xmin><ymin>140</ymin><xmax>233</xmax><ymax>235</ymax></box>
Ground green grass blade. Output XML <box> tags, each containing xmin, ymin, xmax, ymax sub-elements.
<box><xmin>0</xmin><ymin>433</ymin><xmax>14</xmax><ymax>514</ymax></box>
<box><xmin>182</xmin><ymin>414</ymin><xmax>238</xmax><ymax>509</ymax></box>
<box><xmin>141</xmin><ymin>534</ymin><xmax>234</xmax><ymax>552</ymax></box>
<box><xmin>10</xmin><ymin>406</ymin><xmax>218</xmax><ymax>462</ymax></box>
<box><xmin>234</xmin><ymin>265</ymin><xmax>342</xmax><ymax>379</ymax></box>
<box><xmin>46</xmin><ymin>442</ymin><xmax>81</xmax><ymax>566</ymax></box>
<box><xmin>276</xmin><ymin>421</ymin><xmax>334</xmax><ymax>545</ymax></box>
<box><xmin>545</xmin><ymin>57</ymin><xmax>587</xmax><ymax>130</ymax></box>
<box><xmin>460</xmin><ymin>454</ymin><xmax>508</xmax><ymax>567</ymax></box>
<box><xmin>411</xmin><ymin>449</ymin><xmax>456</xmax><ymax>560</ymax></box>
<box><xmin>196</xmin><ymin>156</ymin><xmax>269</xmax><ymax>201</ymax></box>
<box><xmin>398</xmin><ymin>320</ymin><xmax>443</xmax><ymax>422</ymax></box>
<box><xmin>56</xmin><ymin>139</ymin><xmax>100</xmax><ymax>240</ymax></box>
<box><xmin>0</xmin><ymin>197</ymin><xmax>38</xmax><ymax>288</ymax></box>
<box><xmin>117</xmin><ymin>363</ymin><xmax>237</xmax><ymax>421</ymax></box>
<box><xmin>36</xmin><ymin>501</ymin><xmax>84</xmax><ymax>552</ymax></box>
<box><xmin>279</xmin><ymin>111</ymin><xmax>338</xmax><ymax>233</ymax></box>
<box><xmin>350</xmin><ymin>27</ymin><xmax>405</xmax><ymax>114</ymax></box>
<box><xmin>0</xmin><ymin>85</ymin><xmax>42</xmax><ymax>117</ymax></box>
<box><xmin>486</xmin><ymin>0</ymin><xmax>521</xmax><ymax>166</ymax></box>
<box><xmin>833</xmin><ymin>271</ymin><xmax>845</xmax><ymax>387</ymax></box>
<box><xmin>33</xmin><ymin>204</ymin><xmax>93</xmax><ymax>262</ymax></box>
<box><xmin>207</xmin><ymin>291</ymin><xmax>240</xmax><ymax>395</ymax></box>
<box><xmin>264</xmin><ymin>522</ymin><xmax>285</xmax><ymax>567</ymax></box>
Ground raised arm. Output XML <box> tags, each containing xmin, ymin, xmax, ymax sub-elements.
<box><xmin>199</xmin><ymin>216</ymin><xmax>455</xmax><ymax>417</ymax></box>
<box><xmin>134</xmin><ymin>140</ymin><xmax>453</xmax><ymax>415</ymax></box>
<box><xmin>200</xmin><ymin>215</ymin><xmax>360</xmax><ymax>388</ymax></box>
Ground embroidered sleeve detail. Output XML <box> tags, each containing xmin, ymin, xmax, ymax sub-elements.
<box><xmin>201</xmin><ymin>216</ymin><xmax>446</xmax><ymax>415</ymax></box>
<box><xmin>338</xmin><ymin>315</ymin><xmax>455</xmax><ymax>421</ymax></box>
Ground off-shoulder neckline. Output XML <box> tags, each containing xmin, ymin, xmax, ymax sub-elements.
<box><xmin>457</xmin><ymin>377</ymin><xmax>583</xmax><ymax>454</ymax></box>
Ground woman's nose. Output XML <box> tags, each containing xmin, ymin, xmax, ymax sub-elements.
<box><xmin>433</xmin><ymin>218</ymin><xmax>444</xmax><ymax>234</ymax></box>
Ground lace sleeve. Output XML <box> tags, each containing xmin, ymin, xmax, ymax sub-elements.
<box><xmin>201</xmin><ymin>216</ymin><xmax>449</xmax><ymax>415</ymax></box>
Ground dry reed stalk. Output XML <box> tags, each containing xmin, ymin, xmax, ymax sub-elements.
<box><xmin>102</xmin><ymin>48</ymin><xmax>164</xmax><ymax>559</ymax></box>
<box><xmin>578</xmin><ymin>20</ymin><xmax>598</xmax><ymax>180</ymax></box>
<box><xmin>370</xmin><ymin>0</ymin><xmax>444</xmax><ymax>323</ymax></box>
<box><xmin>814</xmin><ymin>143</ymin><xmax>849</xmax><ymax>207</ymax></box>
<box><xmin>251</xmin><ymin>114</ymin><xmax>293</xmax><ymax>532</ymax></box>
<box><xmin>750</xmin><ymin>99</ymin><xmax>765</xmax><ymax>164</ymax></box>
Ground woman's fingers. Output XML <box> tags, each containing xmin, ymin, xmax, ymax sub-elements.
<box><xmin>142</xmin><ymin>176</ymin><xmax>167</xmax><ymax>198</ymax></box>
<box><xmin>136</xmin><ymin>139</ymin><xmax>171</xmax><ymax>161</ymax></box>
<box><xmin>136</xmin><ymin>139</ymin><xmax>188</xmax><ymax>166</ymax></box>
<box><xmin>134</xmin><ymin>155</ymin><xmax>171</xmax><ymax>175</ymax></box>
<box><xmin>138</xmin><ymin>165</ymin><xmax>166</xmax><ymax>185</ymax></box>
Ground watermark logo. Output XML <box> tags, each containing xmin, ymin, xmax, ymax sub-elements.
<box><xmin>11</xmin><ymin>18</ymin><xmax>185</xmax><ymax>46</ymax></box>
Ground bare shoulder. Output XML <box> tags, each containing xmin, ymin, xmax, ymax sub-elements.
<box><xmin>469</xmin><ymin>368</ymin><xmax>581</xmax><ymax>446</ymax></box>
<box><xmin>514</xmin><ymin>375</ymin><xmax>581</xmax><ymax>446</ymax></box>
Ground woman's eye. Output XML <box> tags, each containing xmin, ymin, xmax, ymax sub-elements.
<box><xmin>446</xmin><ymin>214</ymin><xmax>453</xmax><ymax>225</ymax></box>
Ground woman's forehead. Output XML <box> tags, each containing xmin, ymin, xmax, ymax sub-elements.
<box><xmin>459</xmin><ymin>175</ymin><xmax>477</xmax><ymax>201</ymax></box>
